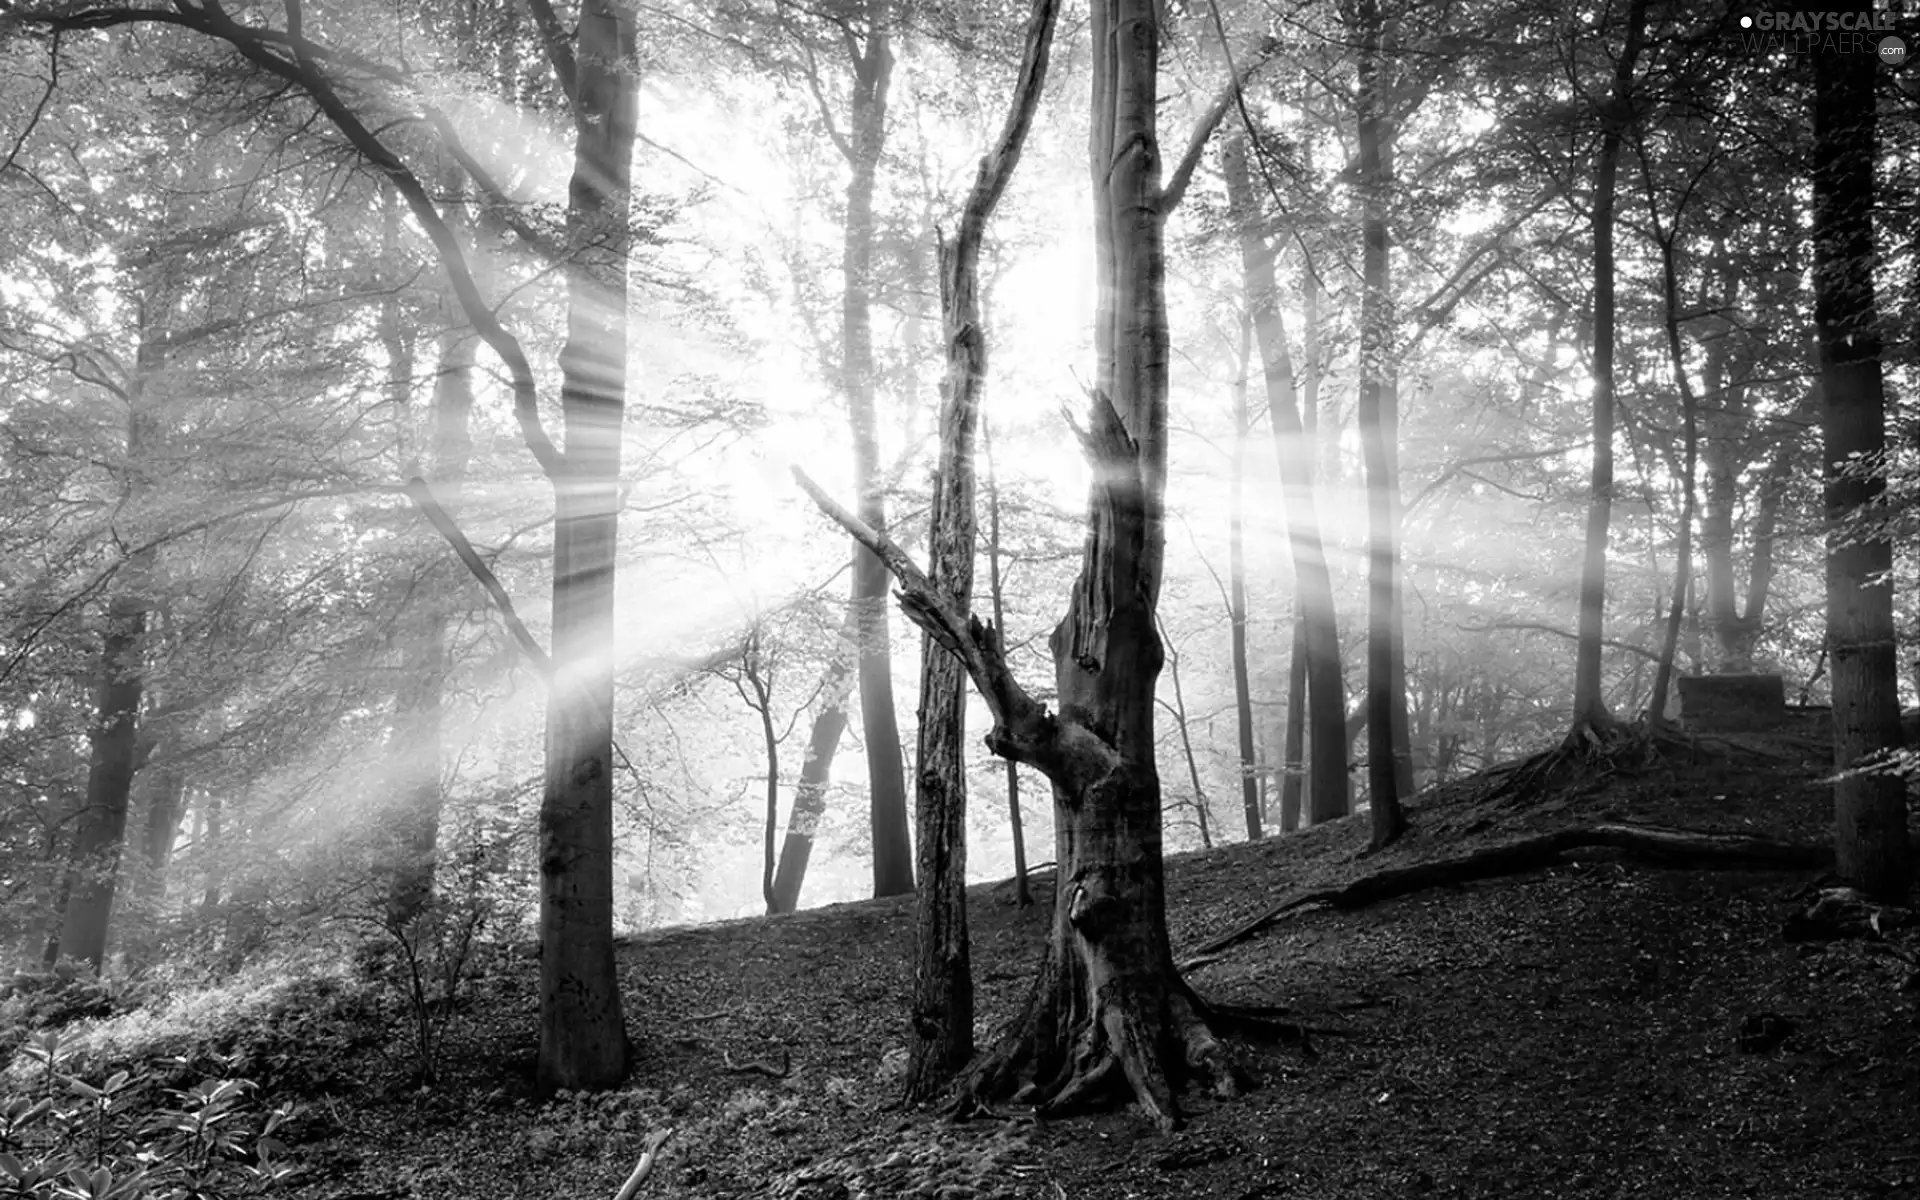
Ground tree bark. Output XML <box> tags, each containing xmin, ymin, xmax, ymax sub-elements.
<box><xmin>537</xmin><ymin>0</ymin><xmax>636</xmax><ymax>1094</ymax></box>
<box><xmin>1808</xmin><ymin>34</ymin><xmax>1911</xmax><ymax>900</ymax></box>
<box><xmin>1220</xmin><ymin>134</ymin><xmax>1348</xmax><ymax>828</ymax></box>
<box><xmin>905</xmin><ymin>0</ymin><xmax>1058</xmax><ymax>1103</ymax></box>
<box><xmin>1353</xmin><ymin>0</ymin><xmax>1407</xmax><ymax>848</ymax></box>
<box><xmin>1571</xmin><ymin>0</ymin><xmax>1648</xmax><ymax>729</ymax></box>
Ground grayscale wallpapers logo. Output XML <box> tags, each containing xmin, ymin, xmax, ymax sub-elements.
<box><xmin>1736</xmin><ymin>9</ymin><xmax>1908</xmax><ymax>59</ymax></box>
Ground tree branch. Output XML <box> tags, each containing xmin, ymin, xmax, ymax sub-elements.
<box><xmin>790</xmin><ymin>467</ymin><xmax>1112</xmax><ymax>787</ymax></box>
<box><xmin>1159</xmin><ymin>37</ymin><xmax>1278</xmax><ymax>215</ymax></box>
<box><xmin>1459</xmin><ymin>619</ymin><xmax>1660</xmax><ymax>664</ymax></box>
<box><xmin>0</xmin><ymin>25</ymin><xmax>60</xmax><ymax>179</ymax></box>
<box><xmin>780</xmin><ymin>4</ymin><xmax>855</xmax><ymax>163</ymax></box>
<box><xmin>1404</xmin><ymin>442</ymin><xmax>1585</xmax><ymax>515</ymax></box>
<box><xmin>19</xmin><ymin>0</ymin><xmax>569</xmax><ymax>479</ymax></box>
<box><xmin>944</xmin><ymin>0</ymin><xmax>1059</xmax><ymax>285</ymax></box>
<box><xmin>403</xmin><ymin>476</ymin><xmax>553</xmax><ymax>678</ymax></box>
<box><xmin>612</xmin><ymin>1127</ymin><xmax>675</xmax><ymax>1200</ymax></box>
<box><xmin>521</xmin><ymin>0</ymin><xmax>579</xmax><ymax>107</ymax></box>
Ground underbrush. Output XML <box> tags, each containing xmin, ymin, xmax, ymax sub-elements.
<box><xmin>3</xmin><ymin>948</ymin><xmax>385</xmax><ymax>1098</ymax></box>
<box><xmin>0</xmin><ymin>1030</ymin><xmax>295</xmax><ymax>1199</ymax></box>
<box><xmin>4</xmin><ymin>889</ymin><xmax>513</xmax><ymax>1097</ymax></box>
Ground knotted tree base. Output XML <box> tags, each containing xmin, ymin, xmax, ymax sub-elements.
<box><xmin>957</xmin><ymin>860</ymin><xmax>1249</xmax><ymax>1132</ymax></box>
<box><xmin>961</xmin><ymin>976</ymin><xmax>1242</xmax><ymax>1132</ymax></box>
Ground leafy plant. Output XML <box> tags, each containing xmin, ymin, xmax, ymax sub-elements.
<box><xmin>0</xmin><ymin>1032</ymin><xmax>295</xmax><ymax>1199</ymax></box>
<box><xmin>4</xmin><ymin>955</ymin><xmax>385</xmax><ymax>1100</ymax></box>
<box><xmin>0</xmin><ymin>969</ymin><xmax>121</xmax><ymax>1065</ymax></box>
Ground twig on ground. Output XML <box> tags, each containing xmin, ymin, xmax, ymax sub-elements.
<box><xmin>723</xmin><ymin>1048</ymin><xmax>793</xmax><ymax>1079</ymax></box>
<box><xmin>612</xmin><ymin>1127</ymin><xmax>674</xmax><ymax>1200</ymax></box>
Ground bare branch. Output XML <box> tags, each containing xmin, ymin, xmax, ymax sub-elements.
<box><xmin>612</xmin><ymin>1127</ymin><xmax>675</xmax><ymax>1200</ymax></box>
<box><xmin>522</xmin><ymin>0</ymin><xmax>580</xmax><ymax>107</ymax></box>
<box><xmin>1459</xmin><ymin>619</ymin><xmax>1660</xmax><ymax>664</ymax></box>
<box><xmin>1159</xmin><ymin>38</ymin><xmax>1277</xmax><ymax>215</ymax></box>
<box><xmin>0</xmin><ymin>26</ymin><xmax>60</xmax><ymax>179</ymax></box>
<box><xmin>1404</xmin><ymin>442</ymin><xmax>1584</xmax><ymax>515</ymax></box>
<box><xmin>721</xmin><ymin>1048</ymin><xmax>792</xmax><ymax>1079</ymax></box>
<box><xmin>944</xmin><ymin>0</ymin><xmax>1059</xmax><ymax>285</ymax></box>
<box><xmin>780</xmin><ymin>3</ymin><xmax>855</xmax><ymax>163</ymax></box>
<box><xmin>790</xmin><ymin>467</ymin><xmax>1111</xmax><ymax>785</ymax></box>
<box><xmin>403</xmin><ymin>476</ymin><xmax>554</xmax><ymax>678</ymax></box>
<box><xmin>17</xmin><ymin>0</ymin><xmax>570</xmax><ymax>478</ymax></box>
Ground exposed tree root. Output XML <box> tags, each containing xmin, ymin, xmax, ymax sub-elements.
<box><xmin>1196</xmin><ymin>999</ymin><xmax>1343</xmax><ymax>1052</ymax></box>
<box><xmin>1184</xmin><ymin>822</ymin><xmax>1833</xmax><ymax>961</ymax></box>
<box><xmin>1482</xmin><ymin>714</ymin><xmax>1680</xmax><ymax>806</ymax></box>
<box><xmin>953</xmin><ymin>973</ymin><xmax>1245</xmax><ymax>1133</ymax></box>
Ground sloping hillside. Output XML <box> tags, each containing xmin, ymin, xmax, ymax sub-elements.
<box><xmin>290</xmin><ymin>733</ymin><xmax>1918</xmax><ymax>1199</ymax></box>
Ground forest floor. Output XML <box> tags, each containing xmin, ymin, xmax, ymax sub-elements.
<box><xmin>283</xmin><ymin>723</ymin><xmax>1919</xmax><ymax>1200</ymax></box>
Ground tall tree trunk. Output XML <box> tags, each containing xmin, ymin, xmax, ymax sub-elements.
<box><xmin>537</xmin><ymin>0</ymin><xmax>636</xmax><ymax>1094</ymax></box>
<box><xmin>959</xmin><ymin>0</ymin><xmax>1234</xmax><ymax>1130</ymax></box>
<box><xmin>385</xmin><ymin>216</ymin><xmax>476</xmax><ymax>929</ymax></box>
<box><xmin>906</xmin><ymin>0</ymin><xmax>1058</xmax><ymax>1103</ymax></box>
<box><xmin>768</xmin><ymin>635</ymin><xmax>853</xmax><ymax>914</ymax></box>
<box><xmin>736</xmin><ymin>633</ymin><xmax>780</xmax><ymax>914</ymax></box>
<box><xmin>140</xmin><ymin>767</ymin><xmax>186</xmax><ymax>882</ymax></box>
<box><xmin>1220</xmin><ymin>135</ymin><xmax>1348</xmax><ymax>828</ymax></box>
<box><xmin>838</xmin><ymin>0</ymin><xmax>914</xmax><ymax>900</ymax></box>
<box><xmin>1161</xmin><ymin>617</ymin><xmax>1215</xmax><ymax>850</ymax></box>
<box><xmin>1353</xmin><ymin>0</ymin><xmax>1406</xmax><ymax>848</ymax></box>
<box><xmin>982</xmin><ymin>416</ymin><xmax>1031</xmax><ymax>905</ymax></box>
<box><xmin>1699</xmin><ymin>256</ymin><xmax>1753</xmax><ymax>671</ymax></box>
<box><xmin>1226</xmin><ymin>321</ymin><xmax>1262</xmax><ymax>841</ymax></box>
<box><xmin>1571</xmin><ymin>0</ymin><xmax>1649</xmax><ymax>729</ymax></box>
<box><xmin>1648</xmin><ymin>234</ymin><xmax>1701</xmax><ymax>725</ymax></box>
<box><xmin>57</xmin><ymin>307</ymin><xmax>165</xmax><ymax>971</ymax></box>
<box><xmin>1281</xmin><ymin>261</ymin><xmax>1328</xmax><ymax>831</ymax></box>
<box><xmin>1809</xmin><ymin>33</ymin><xmax>1911</xmax><ymax>900</ymax></box>
<box><xmin>197</xmin><ymin>792</ymin><xmax>222</xmax><ymax>915</ymax></box>
<box><xmin>1279</xmin><ymin>616</ymin><xmax>1307</xmax><ymax>832</ymax></box>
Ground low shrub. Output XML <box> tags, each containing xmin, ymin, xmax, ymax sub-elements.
<box><xmin>0</xmin><ymin>1030</ymin><xmax>295</xmax><ymax>1199</ymax></box>
<box><xmin>0</xmin><ymin>968</ymin><xmax>123</xmax><ymax>1065</ymax></box>
<box><xmin>5</xmin><ymin>951</ymin><xmax>387</xmax><ymax>1097</ymax></box>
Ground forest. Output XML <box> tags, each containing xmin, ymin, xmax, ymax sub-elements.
<box><xmin>0</xmin><ymin>0</ymin><xmax>1916</xmax><ymax>1196</ymax></box>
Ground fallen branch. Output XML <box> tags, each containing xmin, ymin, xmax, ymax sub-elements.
<box><xmin>722</xmin><ymin>1048</ymin><xmax>792</xmax><ymax>1080</ymax></box>
<box><xmin>612</xmin><ymin>1127</ymin><xmax>674</xmax><ymax>1200</ymax></box>
<box><xmin>1185</xmin><ymin>822</ymin><xmax>1833</xmax><ymax>961</ymax></box>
